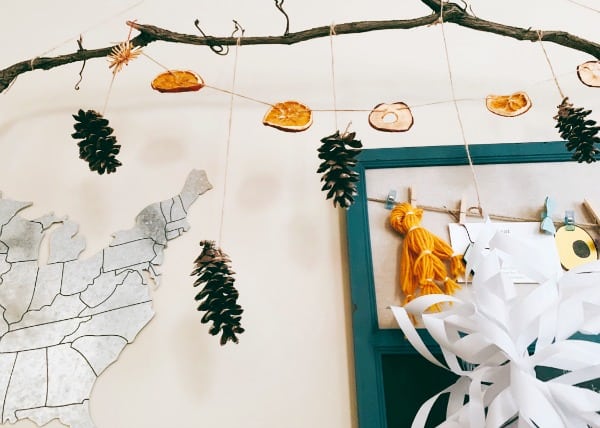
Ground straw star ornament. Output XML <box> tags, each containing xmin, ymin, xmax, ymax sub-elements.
<box><xmin>107</xmin><ymin>40</ymin><xmax>142</xmax><ymax>75</ymax></box>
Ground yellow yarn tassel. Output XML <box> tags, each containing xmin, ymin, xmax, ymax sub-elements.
<box><xmin>420</xmin><ymin>280</ymin><xmax>444</xmax><ymax>312</ymax></box>
<box><xmin>390</xmin><ymin>202</ymin><xmax>463</xmax><ymax>311</ymax></box>
<box><xmin>443</xmin><ymin>277</ymin><xmax>461</xmax><ymax>295</ymax></box>
<box><xmin>450</xmin><ymin>254</ymin><xmax>466</xmax><ymax>280</ymax></box>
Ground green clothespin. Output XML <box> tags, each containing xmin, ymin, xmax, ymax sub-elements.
<box><xmin>540</xmin><ymin>197</ymin><xmax>556</xmax><ymax>234</ymax></box>
<box><xmin>385</xmin><ymin>190</ymin><xmax>396</xmax><ymax>210</ymax></box>
<box><xmin>564</xmin><ymin>210</ymin><xmax>575</xmax><ymax>231</ymax></box>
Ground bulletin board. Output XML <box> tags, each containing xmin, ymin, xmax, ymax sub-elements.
<box><xmin>345</xmin><ymin>141</ymin><xmax>600</xmax><ymax>428</ymax></box>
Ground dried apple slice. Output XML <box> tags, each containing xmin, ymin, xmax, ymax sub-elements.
<box><xmin>577</xmin><ymin>61</ymin><xmax>600</xmax><ymax>88</ymax></box>
<box><xmin>368</xmin><ymin>102</ymin><xmax>414</xmax><ymax>132</ymax></box>
<box><xmin>485</xmin><ymin>92</ymin><xmax>532</xmax><ymax>117</ymax></box>
<box><xmin>263</xmin><ymin>101</ymin><xmax>312</xmax><ymax>132</ymax></box>
<box><xmin>151</xmin><ymin>70</ymin><xmax>204</xmax><ymax>93</ymax></box>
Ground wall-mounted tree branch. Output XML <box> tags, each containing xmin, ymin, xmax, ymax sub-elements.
<box><xmin>1</xmin><ymin>1</ymin><xmax>599</xmax><ymax>94</ymax></box>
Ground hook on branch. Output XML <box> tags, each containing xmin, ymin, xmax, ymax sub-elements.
<box><xmin>274</xmin><ymin>0</ymin><xmax>290</xmax><ymax>36</ymax></box>
<box><xmin>74</xmin><ymin>34</ymin><xmax>87</xmax><ymax>90</ymax></box>
<box><xmin>231</xmin><ymin>19</ymin><xmax>245</xmax><ymax>38</ymax></box>
<box><xmin>194</xmin><ymin>19</ymin><xmax>229</xmax><ymax>56</ymax></box>
<box><xmin>456</xmin><ymin>0</ymin><xmax>476</xmax><ymax>16</ymax></box>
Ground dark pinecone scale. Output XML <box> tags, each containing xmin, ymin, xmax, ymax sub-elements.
<box><xmin>72</xmin><ymin>109</ymin><xmax>122</xmax><ymax>174</ymax></box>
<box><xmin>554</xmin><ymin>97</ymin><xmax>600</xmax><ymax>163</ymax></box>
<box><xmin>317</xmin><ymin>130</ymin><xmax>363</xmax><ymax>208</ymax></box>
<box><xmin>192</xmin><ymin>240</ymin><xmax>244</xmax><ymax>345</ymax></box>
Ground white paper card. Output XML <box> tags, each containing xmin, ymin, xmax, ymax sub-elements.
<box><xmin>448</xmin><ymin>222</ymin><xmax>561</xmax><ymax>283</ymax></box>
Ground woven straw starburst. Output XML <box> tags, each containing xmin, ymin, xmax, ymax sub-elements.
<box><xmin>107</xmin><ymin>41</ymin><xmax>142</xmax><ymax>75</ymax></box>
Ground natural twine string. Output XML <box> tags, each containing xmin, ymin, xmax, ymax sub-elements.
<box><xmin>367</xmin><ymin>196</ymin><xmax>600</xmax><ymax>230</ymax></box>
<box><xmin>140</xmin><ymin>52</ymin><xmax>172</xmax><ymax>74</ymax></box>
<box><xmin>218</xmin><ymin>35</ymin><xmax>242</xmax><ymax>245</ymax></box>
<box><xmin>565</xmin><ymin>0</ymin><xmax>600</xmax><ymax>13</ymax></box>
<box><xmin>537</xmin><ymin>30</ymin><xmax>566</xmax><ymax>100</ymax></box>
<box><xmin>101</xmin><ymin>75</ymin><xmax>117</xmax><ymax>115</ymax></box>
<box><xmin>204</xmin><ymin>85</ymin><xmax>273</xmax><ymax>107</ymax></box>
<box><xmin>139</xmin><ymin>53</ymin><xmax>583</xmax><ymax>115</ymax></box>
<box><xmin>139</xmin><ymin>49</ymin><xmax>273</xmax><ymax>107</ymax></box>
<box><xmin>38</xmin><ymin>0</ymin><xmax>146</xmax><ymax>59</ymax></box>
<box><xmin>329</xmin><ymin>22</ymin><xmax>339</xmax><ymax>131</ymax></box>
<box><xmin>439</xmin><ymin>3</ymin><xmax>484</xmax><ymax>214</ymax></box>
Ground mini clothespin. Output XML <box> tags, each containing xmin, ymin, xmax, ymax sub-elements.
<box><xmin>385</xmin><ymin>190</ymin><xmax>397</xmax><ymax>210</ymax></box>
<box><xmin>564</xmin><ymin>210</ymin><xmax>576</xmax><ymax>231</ymax></box>
<box><xmin>582</xmin><ymin>199</ymin><xmax>600</xmax><ymax>227</ymax></box>
<box><xmin>408</xmin><ymin>187</ymin><xmax>417</xmax><ymax>206</ymax></box>
<box><xmin>459</xmin><ymin>194</ymin><xmax>468</xmax><ymax>224</ymax></box>
<box><xmin>540</xmin><ymin>197</ymin><xmax>556</xmax><ymax>234</ymax></box>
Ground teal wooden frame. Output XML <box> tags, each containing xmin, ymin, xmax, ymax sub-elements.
<box><xmin>345</xmin><ymin>141</ymin><xmax>574</xmax><ymax>428</ymax></box>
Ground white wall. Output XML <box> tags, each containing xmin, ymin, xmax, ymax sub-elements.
<box><xmin>0</xmin><ymin>1</ymin><xmax>598</xmax><ymax>427</ymax></box>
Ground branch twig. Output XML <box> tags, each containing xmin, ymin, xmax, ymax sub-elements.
<box><xmin>1</xmin><ymin>2</ymin><xmax>599</xmax><ymax>94</ymax></box>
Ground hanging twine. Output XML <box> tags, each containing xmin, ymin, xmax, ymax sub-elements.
<box><xmin>102</xmin><ymin>23</ymin><xmax>139</xmax><ymax>114</ymax></box>
<box><xmin>218</xmin><ymin>34</ymin><xmax>242</xmax><ymax>245</ymax></box>
<box><xmin>439</xmin><ymin>3</ymin><xmax>484</xmax><ymax>215</ymax></box>
<box><xmin>369</xmin><ymin>196</ymin><xmax>600</xmax><ymax>229</ymax></box>
<box><xmin>101</xmin><ymin>76</ymin><xmax>117</xmax><ymax>115</ymax></box>
<box><xmin>140</xmin><ymin>42</ymin><xmax>581</xmax><ymax>119</ymax></box>
<box><xmin>41</xmin><ymin>1</ymin><xmax>145</xmax><ymax>59</ymax></box>
<box><xmin>537</xmin><ymin>30</ymin><xmax>566</xmax><ymax>100</ymax></box>
<box><xmin>329</xmin><ymin>22</ymin><xmax>339</xmax><ymax>130</ymax></box>
<box><xmin>565</xmin><ymin>0</ymin><xmax>600</xmax><ymax>13</ymax></box>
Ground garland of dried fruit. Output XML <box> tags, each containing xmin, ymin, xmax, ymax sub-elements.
<box><xmin>69</xmin><ymin>31</ymin><xmax>600</xmax><ymax>183</ymax></box>
<box><xmin>62</xmin><ymin>27</ymin><xmax>600</xmax><ymax>347</ymax></box>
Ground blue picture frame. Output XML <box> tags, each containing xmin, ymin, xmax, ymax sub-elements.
<box><xmin>345</xmin><ymin>141</ymin><xmax>574</xmax><ymax>428</ymax></box>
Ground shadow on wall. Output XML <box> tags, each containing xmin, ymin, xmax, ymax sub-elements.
<box><xmin>138</xmin><ymin>137</ymin><xmax>188</xmax><ymax>165</ymax></box>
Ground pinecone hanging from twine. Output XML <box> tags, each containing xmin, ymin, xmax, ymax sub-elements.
<box><xmin>72</xmin><ymin>109</ymin><xmax>122</xmax><ymax>174</ymax></box>
<box><xmin>317</xmin><ymin>130</ymin><xmax>363</xmax><ymax>208</ymax></box>
<box><xmin>192</xmin><ymin>240</ymin><xmax>244</xmax><ymax>345</ymax></box>
<box><xmin>554</xmin><ymin>97</ymin><xmax>600</xmax><ymax>163</ymax></box>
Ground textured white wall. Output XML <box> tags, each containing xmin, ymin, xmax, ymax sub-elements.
<box><xmin>0</xmin><ymin>1</ymin><xmax>598</xmax><ymax>427</ymax></box>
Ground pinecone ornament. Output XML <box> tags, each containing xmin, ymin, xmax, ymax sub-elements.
<box><xmin>317</xmin><ymin>130</ymin><xmax>362</xmax><ymax>208</ymax></box>
<box><xmin>192</xmin><ymin>240</ymin><xmax>244</xmax><ymax>345</ymax></box>
<box><xmin>72</xmin><ymin>109</ymin><xmax>122</xmax><ymax>174</ymax></box>
<box><xmin>554</xmin><ymin>97</ymin><xmax>600</xmax><ymax>163</ymax></box>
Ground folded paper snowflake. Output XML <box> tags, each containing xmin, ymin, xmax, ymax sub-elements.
<box><xmin>392</xmin><ymin>221</ymin><xmax>600</xmax><ymax>428</ymax></box>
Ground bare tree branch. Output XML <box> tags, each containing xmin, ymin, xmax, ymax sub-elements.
<box><xmin>421</xmin><ymin>0</ymin><xmax>443</xmax><ymax>12</ymax></box>
<box><xmin>1</xmin><ymin>2</ymin><xmax>599</xmax><ymax>94</ymax></box>
<box><xmin>127</xmin><ymin>15</ymin><xmax>441</xmax><ymax>47</ymax></box>
<box><xmin>439</xmin><ymin>2</ymin><xmax>600</xmax><ymax>59</ymax></box>
<box><xmin>0</xmin><ymin>32</ymin><xmax>155</xmax><ymax>93</ymax></box>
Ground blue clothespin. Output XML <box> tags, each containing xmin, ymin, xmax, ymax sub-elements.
<box><xmin>564</xmin><ymin>210</ymin><xmax>575</xmax><ymax>231</ymax></box>
<box><xmin>385</xmin><ymin>190</ymin><xmax>397</xmax><ymax>210</ymax></box>
<box><xmin>540</xmin><ymin>197</ymin><xmax>556</xmax><ymax>234</ymax></box>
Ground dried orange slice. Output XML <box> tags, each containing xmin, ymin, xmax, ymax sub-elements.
<box><xmin>577</xmin><ymin>61</ymin><xmax>600</xmax><ymax>87</ymax></box>
<box><xmin>151</xmin><ymin>70</ymin><xmax>204</xmax><ymax>93</ymax></box>
<box><xmin>485</xmin><ymin>92</ymin><xmax>532</xmax><ymax>117</ymax></box>
<box><xmin>262</xmin><ymin>101</ymin><xmax>312</xmax><ymax>132</ymax></box>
